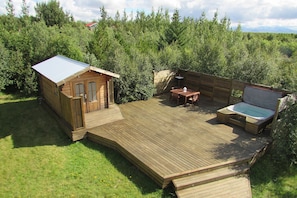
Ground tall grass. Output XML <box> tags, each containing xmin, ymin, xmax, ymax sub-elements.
<box><xmin>0</xmin><ymin>93</ymin><xmax>173</xmax><ymax>197</ymax></box>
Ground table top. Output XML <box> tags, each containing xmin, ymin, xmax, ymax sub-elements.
<box><xmin>170</xmin><ymin>88</ymin><xmax>200</xmax><ymax>97</ymax></box>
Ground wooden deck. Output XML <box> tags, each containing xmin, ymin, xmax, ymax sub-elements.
<box><xmin>85</xmin><ymin>104</ymin><xmax>124</xmax><ymax>129</ymax></box>
<box><xmin>86</xmin><ymin>94</ymin><xmax>272</xmax><ymax>196</ymax></box>
<box><xmin>69</xmin><ymin>104</ymin><xmax>124</xmax><ymax>141</ymax></box>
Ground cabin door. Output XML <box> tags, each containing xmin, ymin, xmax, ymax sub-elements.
<box><xmin>86</xmin><ymin>80</ymin><xmax>100</xmax><ymax>112</ymax></box>
<box><xmin>74</xmin><ymin>80</ymin><xmax>106</xmax><ymax>113</ymax></box>
<box><xmin>74</xmin><ymin>81</ymin><xmax>99</xmax><ymax>113</ymax></box>
<box><xmin>74</xmin><ymin>82</ymin><xmax>87</xmax><ymax>112</ymax></box>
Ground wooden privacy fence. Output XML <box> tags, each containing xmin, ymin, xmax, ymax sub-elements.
<box><xmin>175</xmin><ymin>70</ymin><xmax>285</xmax><ymax>105</ymax></box>
<box><xmin>60</xmin><ymin>92</ymin><xmax>85</xmax><ymax>130</ymax></box>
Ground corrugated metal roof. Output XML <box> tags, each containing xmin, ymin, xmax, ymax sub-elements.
<box><xmin>32</xmin><ymin>55</ymin><xmax>89</xmax><ymax>85</ymax></box>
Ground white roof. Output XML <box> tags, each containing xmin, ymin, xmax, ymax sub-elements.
<box><xmin>32</xmin><ymin>55</ymin><xmax>119</xmax><ymax>86</ymax></box>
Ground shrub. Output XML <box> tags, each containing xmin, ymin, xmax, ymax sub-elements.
<box><xmin>272</xmin><ymin>94</ymin><xmax>297</xmax><ymax>166</ymax></box>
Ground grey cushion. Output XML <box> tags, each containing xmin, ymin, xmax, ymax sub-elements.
<box><xmin>243</xmin><ymin>86</ymin><xmax>283</xmax><ymax>111</ymax></box>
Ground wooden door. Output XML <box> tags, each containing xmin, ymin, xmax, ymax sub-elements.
<box><xmin>73</xmin><ymin>77</ymin><xmax>107</xmax><ymax>113</ymax></box>
<box><xmin>74</xmin><ymin>82</ymin><xmax>87</xmax><ymax>112</ymax></box>
<box><xmin>86</xmin><ymin>80</ymin><xmax>99</xmax><ymax>112</ymax></box>
<box><xmin>97</xmin><ymin>81</ymin><xmax>107</xmax><ymax>110</ymax></box>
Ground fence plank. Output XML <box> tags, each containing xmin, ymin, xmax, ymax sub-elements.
<box><xmin>60</xmin><ymin>92</ymin><xmax>85</xmax><ymax>130</ymax></box>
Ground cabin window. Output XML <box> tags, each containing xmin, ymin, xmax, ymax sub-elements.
<box><xmin>88</xmin><ymin>82</ymin><xmax>97</xmax><ymax>102</ymax></box>
<box><xmin>75</xmin><ymin>83</ymin><xmax>84</xmax><ymax>97</ymax></box>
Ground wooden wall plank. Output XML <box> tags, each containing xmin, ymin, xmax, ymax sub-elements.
<box><xmin>40</xmin><ymin>75</ymin><xmax>61</xmax><ymax>115</ymax></box>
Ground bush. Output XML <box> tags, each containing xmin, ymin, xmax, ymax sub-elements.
<box><xmin>272</xmin><ymin>94</ymin><xmax>297</xmax><ymax>166</ymax></box>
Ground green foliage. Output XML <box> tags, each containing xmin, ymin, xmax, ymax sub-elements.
<box><xmin>5</xmin><ymin>0</ymin><xmax>15</xmax><ymax>17</ymax></box>
<box><xmin>0</xmin><ymin>42</ymin><xmax>12</xmax><ymax>90</ymax></box>
<box><xmin>88</xmin><ymin>25</ymin><xmax>116</xmax><ymax>64</ymax></box>
<box><xmin>159</xmin><ymin>44</ymin><xmax>182</xmax><ymax>71</ymax></box>
<box><xmin>87</xmin><ymin>8</ymin><xmax>297</xmax><ymax>103</ymax></box>
<box><xmin>88</xmin><ymin>10</ymin><xmax>157</xmax><ymax>103</ymax></box>
<box><xmin>1</xmin><ymin>5</ymin><xmax>297</xmax><ymax>99</ymax></box>
<box><xmin>48</xmin><ymin>33</ymin><xmax>83</xmax><ymax>61</ymax></box>
<box><xmin>35</xmin><ymin>0</ymin><xmax>72</xmax><ymax>27</ymax></box>
<box><xmin>250</xmin><ymin>152</ymin><xmax>297</xmax><ymax>198</ymax></box>
<box><xmin>7</xmin><ymin>51</ymin><xmax>37</xmax><ymax>95</ymax></box>
<box><xmin>21</xmin><ymin>0</ymin><xmax>29</xmax><ymax>18</ymax></box>
<box><xmin>0</xmin><ymin>7</ymin><xmax>91</xmax><ymax>95</ymax></box>
<box><xmin>0</xmin><ymin>37</ymin><xmax>37</xmax><ymax>95</ymax></box>
<box><xmin>160</xmin><ymin>9</ymin><xmax>188</xmax><ymax>48</ymax></box>
<box><xmin>235</xmin><ymin>51</ymin><xmax>270</xmax><ymax>83</ymax></box>
<box><xmin>268</xmin><ymin>59</ymin><xmax>297</xmax><ymax>91</ymax></box>
<box><xmin>272</xmin><ymin>96</ymin><xmax>297</xmax><ymax>166</ymax></box>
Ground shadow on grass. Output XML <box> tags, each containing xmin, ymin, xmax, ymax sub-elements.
<box><xmin>0</xmin><ymin>98</ymin><xmax>72</xmax><ymax>148</ymax></box>
<box><xmin>81</xmin><ymin>139</ymin><xmax>176</xmax><ymax>198</ymax></box>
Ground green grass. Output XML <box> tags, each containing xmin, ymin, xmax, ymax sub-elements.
<box><xmin>0</xmin><ymin>93</ymin><xmax>174</xmax><ymax>197</ymax></box>
<box><xmin>1</xmin><ymin>92</ymin><xmax>296</xmax><ymax>197</ymax></box>
<box><xmin>250</xmin><ymin>151</ymin><xmax>297</xmax><ymax>197</ymax></box>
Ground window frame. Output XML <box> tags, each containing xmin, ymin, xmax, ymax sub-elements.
<box><xmin>75</xmin><ymin>83</ymin><xmax>85</xmax><ymax>97</ymax></box>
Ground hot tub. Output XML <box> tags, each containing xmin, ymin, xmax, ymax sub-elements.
<box><xmin>227</xmin><ymin>102</ymin><xmax>275</xmax><ymax>120</ymax></box>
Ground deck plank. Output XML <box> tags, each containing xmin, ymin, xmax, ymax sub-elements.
<box><xmin>176</xmin><ymin>175</ymin><xmax>252</xmax><ymax>198</ymax></box>
<box><xmin>84</xmin><ymin>104</ymin><xmax>124</xmax><ymax>129</ymax></box>
<box><xmin>87</xmin><ymin>94</ymin><xmax>272</xmax><ymax>188</ymax></box>
<box><xmin>173</xmin><ymin>164</ymin><xmax>249</xmax><ymax>191</ymax></box>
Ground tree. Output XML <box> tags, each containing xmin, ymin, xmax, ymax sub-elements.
<box><xmin>159</xmin><ymin>9</ymin><xmax>187</xmax><ymax>49</ymax></box>
<box><xmin>3</xmin><ymin>0</ymin><xmax>19</xmax><ymax>31</ymax></box>
<box><xmin>0</xmin><ymin>7</ymin><xmax>296</xmax><ymax>98</ymax></box>
<box><xmin>100</xmin><ymin>6</ymin><xmax>108</xmax><ymax>21</ymax></box>
<box><xmin>192</xmin><ymin>12</ymin><xmax>230</xmax><ymax>75</ymax></box>
<box><xmin>21</xmin><ymin>0</ymin><xmax>29</xmax><ymax>17</ymax></box>
<box><xmin>48</xmin><ymin>33</ymin><xmax>83</xmax><ymax>61</ymax></box>
<box><xmin>0</xmin><ymin>41</ymin><xmax>12</xmax><ymax>91</ymax></box>
<box><xmin>111</xmin><ymin>47</ymin><xmax>155</xmax><ymax>103</ymax></box>
<box><xmin>35</xmin><ymin>0</ymin><xmax>71</xmax><ymax>27</ymax></box>
<box><xmin>4</xmin><ymin>50</ymin><xmax>37</xmax><ymax>95</ymax></box>
<box><xmin>88</xmin><ymin>26</ymin><xmax>115</xmax><ymax>65</ymax></box>
<box><xmin>6</xmin><ymin>0</ymin><xmax>15</xmax><ymax>17</ymax></box>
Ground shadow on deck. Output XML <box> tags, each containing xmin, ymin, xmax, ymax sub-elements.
<box><xmin>85</xmin><ymin>94</ymin><xmax>272</xmax><ymax>197</ymax></box>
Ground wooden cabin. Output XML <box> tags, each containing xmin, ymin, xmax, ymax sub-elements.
<box><xmin>32</xmin><ymin>55</ymin><xmax>120</xmax><ymax>140</ymax></box>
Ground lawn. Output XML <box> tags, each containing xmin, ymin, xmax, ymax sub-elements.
<box><xmin>1</xmin><ymin>92</ymin><xmax>296</xmax><ymax>197</ymax></box>
<box><xmin>250</xmin><ymin>153</ymin><xmax>297</xmax><ymax>198</ymax></box>
<box><xmin>0</xmin><ymin>93</ymin><xmax>173</xmax><ymax>197</ymax></box>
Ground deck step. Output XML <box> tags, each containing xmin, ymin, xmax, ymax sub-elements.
<box><xmin>175</xmin><ymin>174</ymin><xmax>252</xmax><ymax>198</ymax></box>
<box><xmin>173</xmin><ymin>164</ymin><xmax>249</xmax><ymax>191</ymax></box>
